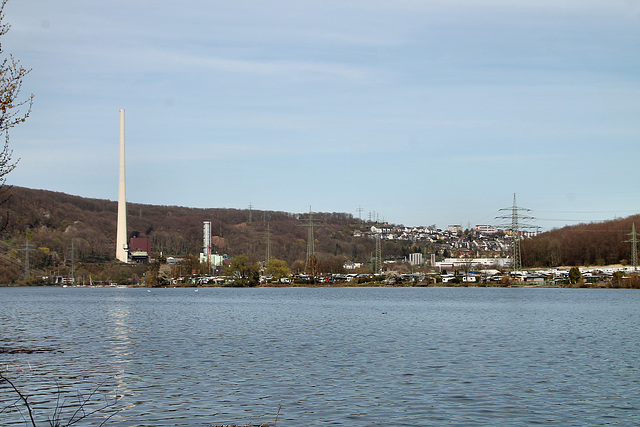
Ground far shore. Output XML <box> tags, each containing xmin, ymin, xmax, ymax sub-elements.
<box><xmin>1</xmin><ymin>282</ymin><xmax>635</xmax><ymax>289</ymax></box>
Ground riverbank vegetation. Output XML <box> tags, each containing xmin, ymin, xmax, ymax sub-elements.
<box><xmin>0</xmin><ymin>371</ymin><xmax>120</xmax><ymax>426</ymax></box>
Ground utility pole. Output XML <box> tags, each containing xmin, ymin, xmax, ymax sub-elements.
<box><xmin>356</xmin><ymin>206</ymin><xmax>364</xmax><ymax>223</ymax></box>
<box><xmin>496</xmin><ymin>193</ymin><xmax>536</xmax><ymax>272</ymax></box>
<box><xmin>248</xmin><ymin>203</ymin><xmax>253</xmax><ymax>224</ymax></box>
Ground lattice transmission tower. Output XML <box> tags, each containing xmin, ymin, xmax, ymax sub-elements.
<box><xmin>496</xmin><ymin>193</ymin><xmax>536</xmax><ymax>272</ymax></box>
<box><xmin>626</xmin><ymin>223</ymin><xmax>638</xmax><ymax>268</ymax></box>
<box><xmin>19</xmin><ymin>237</ymin><xmax>36</xmax><ymax>279</ymax></box>
<box><xmin>298</xmin><ymin>207</ymin><xmax>323</xmax><ymax>273</ymax></box>
<box><xmin>265</xmin><ymin>222</ymin><xmax>272</xmax><ymax>264</ymax></box>
<box><xmin>306</xmin><ymin>210</ymin><xmax>315</xmax><ymax>271</ymax></box>
<box><xmin>374</xmin><ymin>233</ymin><xmax>382</xmax><ymax>274</ymax></box>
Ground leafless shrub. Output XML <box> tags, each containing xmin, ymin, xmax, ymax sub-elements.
<box><xmin>0</xmin><ymin>371</ymin><xmax>121</xmax><ymax>426</ymax></box>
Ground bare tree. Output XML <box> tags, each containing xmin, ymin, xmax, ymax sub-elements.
<box><xmin>0</xmin><ymin>0</ymin><xmax>33</xmax><ymax>230</ymax></box>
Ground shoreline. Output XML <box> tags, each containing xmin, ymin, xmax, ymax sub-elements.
<box><xmin>0</xmin><ymin>282</ymin><xmax>632</xmax><ymax>289</ymax></box>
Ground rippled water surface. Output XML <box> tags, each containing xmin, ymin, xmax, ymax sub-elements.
<box><xmin>1</xmin><ymin>286</ymin><xmax>639</xmax><ymax>426</ymax></box>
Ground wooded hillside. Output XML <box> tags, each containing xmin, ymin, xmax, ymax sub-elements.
<box><xmin>0</xmin><ymin>187</ymin><xmax>388</xmax><ymax>282</ymax></box>
<box><xmin>1</xmin><ymin>186</ymin><xmax>638</xmax><ymax>283</ymax></box>
<box><xmin>522</xmin><ymin>216</ymin><xmax>640</xmax><ymax>267</ymax></box>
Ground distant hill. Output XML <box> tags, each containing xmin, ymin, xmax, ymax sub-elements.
<box><xmin>1</xmin><ymin>186</ymin><xmax>638</xmax><ymax>283</ymax></box>
<box><xmin>522</xmin><ymin>215</ymin><xmax>640</xmax><ymax>267</ymax></box>
<box><xmin>0</xmin><ymin>186</ymin><xmax>385</xmax><ymax>282</ymax></box>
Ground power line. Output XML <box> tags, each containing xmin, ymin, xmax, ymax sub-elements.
<box><xmin>536</xmin><ymin>209</ymin><xmax>640</xmax><ymax>214</ymax></box>
<box><xmin>536</xmin><ymin>218</ymin><xmax>608</xmax><ymax>222</ymax></box>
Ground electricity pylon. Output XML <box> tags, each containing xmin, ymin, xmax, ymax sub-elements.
<box><xmin>19</xmin><ymin>237</ymin><xmax>36</xmax><ymax>279</ymax></box>
<box><xmin>374</xmin><ymin>233</ymin><xmax>382</xmax><ymax>273</ymax></box>
<box><xmin>298</xmin><ymin>207</ymin><xmax>323</xmax><ymax>273</ymax></box>
<box><xmin>626</xmin><ymin>223</ymin><xmax>638</xmax><ymax>268</ymax></box>
<box><xmin>70</xmin><ymin>240</ymin><xmax>75</xmax><ymax>281</ymax></box>
<box><xmin>265</xmin><ymin>222</ymin><xmax>272</xmax><ymax>264</ymax></box>
<box><xmin>306</xmin><ymin>209</ymin><xmax>314</xmax><ymax>272</ymax></box>
<box><xmin>496</xmin><ymin>193</ymin><xmax>536</xmax><ymax>272</ymax></box>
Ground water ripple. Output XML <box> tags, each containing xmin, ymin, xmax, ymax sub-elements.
<box><xmin>1</xmin><ymin>287</ymin><xmax>639</xmax><ymax>426</ymax></box>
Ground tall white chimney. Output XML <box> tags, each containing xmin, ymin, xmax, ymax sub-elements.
<box><xmin>203</xmin><ymin>221</ymin><xmax>212</xmax><ymax>258</ymax></box>
<box><xmin>116</xmin><ymin>109</ymin><xmax>128</xmax><ymax>262</ymax></box>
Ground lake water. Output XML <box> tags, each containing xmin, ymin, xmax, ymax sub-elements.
<box><xmin>1</xmin><ymin>286</ymin><xmax>639</xmax><ymax>426</ymax></box>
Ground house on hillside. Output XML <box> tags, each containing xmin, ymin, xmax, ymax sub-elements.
<box><xmin>129</xmin><ymin>237</ymin><xmax>151</xmax><ymax>263</ymax></box>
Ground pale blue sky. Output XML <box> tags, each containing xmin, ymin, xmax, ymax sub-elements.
<box><xmin>4</xmin><ymin>0</ymin><xmax>640</xmax><ymax>230</ymax></box>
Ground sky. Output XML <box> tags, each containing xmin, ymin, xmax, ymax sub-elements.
<box><xmin>3</xmin><ymin>0</ymin><xmax>640</xmax><ymax>231</ymax></box>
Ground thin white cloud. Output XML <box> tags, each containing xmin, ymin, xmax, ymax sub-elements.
<box><xmin>456</xmin><ymin>153</ymin><xmax>569</xmax><ymax>163</ymax></box>
<box><xmin>158</xmin><ymin>50</ymin><xmax>372</xmax><ymax>82</ymax></box>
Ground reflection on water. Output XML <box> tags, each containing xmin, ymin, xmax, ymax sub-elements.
<box><xmin>107</xmin><ymin>303</ymin><xmax>133</xmax><ymax>365</ymax></box>
<box><xmin>106</xmin><ymin>301</ymin><xmax>136</xmax><ymax>415</ymax></box>
<box><xmin>1</xmin><ymin>287</ymin><xmax>639</xmax><ymax>426</ymax></box>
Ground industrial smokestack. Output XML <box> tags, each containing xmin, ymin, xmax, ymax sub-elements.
<box><xmin>203</xmin><ymin>221</ymin><xmax>212</xmax><ymax>259</ymax></box>
<box><xmin>116</xmin><ymin>109</ymin><xmax>128</xmax><ymax>262</ymax></box>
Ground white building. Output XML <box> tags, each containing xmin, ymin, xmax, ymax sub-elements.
<box><xmin>344</xmin><ymin>261</ymin><xmax>364</xmax><ymax>270</ymax></box>
<box><xmin>408</xmin><ymin>253</ymin><xmax>423</xmax><ymax>266</ymax></box>
<box><xmin>200</xmin><ymin>253</ymin><xmax>224</xmax><ymax>267</ymax></box>
<box><xmin>446</xmin><ymin>225</ymin><xmax>463</xmax><ymax>234</ymax></box>
<box><xmin>475</xmin><ymin>224</ymin><xmax>499</xmax><ymax>234</ymax></box>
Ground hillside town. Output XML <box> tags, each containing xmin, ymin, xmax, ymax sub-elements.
<box><xmin>357</xmin><ymin>223</ymin><xmax>637</xmax><ymax>286</ymax></box>
<box><xmin>365</xmin><ymin>223</ymin><xmax>516</xmax><ymax>254</ymax></box>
